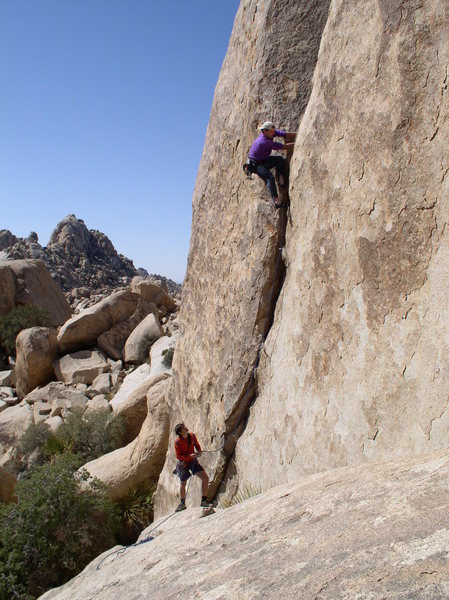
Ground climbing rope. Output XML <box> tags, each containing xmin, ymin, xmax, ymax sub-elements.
<box><xmin>96</xmin><ymin>455</ymin><xmax>200</xmax><ymax>570</ymax></box>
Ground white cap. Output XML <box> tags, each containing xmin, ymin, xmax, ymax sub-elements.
<box><xmin>259</xmin><ymin>121</ymin><xmax>275</xmax><ymax>130</ymax></box>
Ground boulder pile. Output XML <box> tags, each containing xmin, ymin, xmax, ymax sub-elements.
<box><xmin>0</xmin><ymin>257</ymin><xmax>179</xmax><ymax>501</ymax></box>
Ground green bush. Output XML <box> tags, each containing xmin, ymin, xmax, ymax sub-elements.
<box><xmin>17</xmin><ymin>409</ymin><xmax>127</xmax><ymax>470</ymax></box>
<box><xmin>56</xmin><ymin>408</ymin><xmax>126</xmax><ymax>462</ymax></box>
<box><xmin>162</xmin><ymin>346</ymin><xmax>174</xmax><ymax>368</ymax></box>
<box><xmin>16</xmin><ymin>422</ymin><xmax>55</xmax><ymax>470</ymax></box>
<box><xmin>0</xmin><ymin>305</ymin><xmax>49</xmax><ymax>357</ymax></box>
<box><xmin>0</xmin><ymin>453</ymin><xmax>119</xmax><ymax>600</ymax></box>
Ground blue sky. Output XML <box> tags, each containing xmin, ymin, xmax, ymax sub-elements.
<box><xmin>0</xmin><ymin>0</ymin><xmax>240</xmax><ymax>282</ymax></box>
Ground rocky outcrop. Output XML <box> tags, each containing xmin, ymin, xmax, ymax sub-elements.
<box><xmin>114</xmin><ymin>373</ymin><xmax>170</xmax><ymax>443</ymax></box>
<box><xmin>0</xmin><ymin>402</ymin><xmax>33</xmax><ymax>457</ymax></box>
<box><xmin>96</xmin><ymin>298</ymin><xmax>158</xmax><ymax>360</ymax></box>
<box><xmin>40</xmin><ymin>452</ymin><xmax>449</xmax><ymax>600</ymax></box>
<box><xmin>130</xmin><ymin>276</ymin><xmax>177</xmax><ymax>310</ymax></box>
<box><xmin>15</xmin><ymin>327</ymin><xmax>58</xmax><ymax>399</ymax></box>
<box><xmin>0</xmin><ymin>370</ymin><xmax>15</xmax><ymax>387</ymax></box>
<box><xmin>0</xmin><ymin>259</ymin><xmax>71</xmax><ymax>325</ymax></box>
<box><xmin>0</xmin><ymin>265</ymin><xmax>15</xmax><ymax>316</ymax></box>
<box><xmin>0</xmin><ymin>216</ymin><xmax>136</xmax><ymax>292</ymax></box>
<box><xmin>109</xmin><ymin>364</ymin><xmax>152</xmax><ymax>410</ymax></box>
<box><xmin>0</xmin><ymin>216</ymin><xmax>183</xmax><ymax>299</ymax></box>
<box><xmin>57</xmin><ymin>291</ymin><xmax>147</xmax><ymax>353</ymax></box>
<box><xmin>54</xmin><ymin>350</ymin><xmax>109</xmax><ymax>385</ymax></box>
<box><xmin>155</xmin><ymin>0</ymin><xmax>331</xmax><ymax>513</ymax></box>
<box><xmin>123</xmin><ymin>313</ymin><xmax>164</xmax><ymax>364</ymax></box>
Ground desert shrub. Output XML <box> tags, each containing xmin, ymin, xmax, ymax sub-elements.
<box><xmin>0</xmin><ymin>453</ymin><xmax>119</xmax><ymax>600</ymax></box>
<box><xmin>0</xmin><ymin>305</ymin><xmax>49</xmax><ymax>357</ymax></box>
<box><xmin>55</xmin><ymin>408</ymin><xmax>126</xmax><ymax>462</ymax></box>
<box><xmin>17</xmin><ymin>409</ymin><xmax>126</xmax><ymax>472</ymax></box>
<box><xmin>162</xmin><ymin>346</ymin><xmax>174</xmax><ymax>368</ymax></box>
<box><xmin>16</xmin><ymin>422</ymin><xmax>55</xmax><ymax>468</ymax></box>
<box><xmin>115</xmin><ymin>482</ymin><xmax>155</xmax><ymax>545</ymax></box>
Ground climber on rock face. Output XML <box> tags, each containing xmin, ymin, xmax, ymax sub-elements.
<box><xmin>174</xmin><ymin>423</ymin><xmax>211</xmax><ymax>512</ymax></box>
<box><xmin>244</xmin><ymin>121</ymin><xmax>296</xmax><ymax>208</ymax></box>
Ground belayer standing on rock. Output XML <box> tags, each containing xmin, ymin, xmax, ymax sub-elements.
<box><xmin>244</xmin><ymin>121</ymin><xmax>296</xmax><ymax>208</ymax></box>
<box><xmin>174</xmin><ymin>423</ymin><xmax>212</xmax><ymax>512</ymax></box>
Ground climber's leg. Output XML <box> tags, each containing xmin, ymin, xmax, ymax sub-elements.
<box><xmin>265</xmin><ymin>156</ymin><xmax>288</xmax><ymax>187</ymax></box>
<box><xmin>254</xmin><ymin>162</ymin><xmax>279</xmax><ymax>202</ymax></box>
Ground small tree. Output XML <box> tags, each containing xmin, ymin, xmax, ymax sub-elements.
<box><xmin>16</xmin><ymin>421</ymin><xmax>55</xmax><ymax>471</ymax></box>
<box><xmin>0</xmin><ymin>454</ymin><xmax>119</xmax><ymax>600</ymax></box>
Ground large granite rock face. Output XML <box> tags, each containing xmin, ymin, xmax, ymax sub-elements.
<box><xmin>0</xmin><ymin>260</ymin><xmax>71</xmax><ymax>325</ymax></box>
<box><xmin>155</xmin><ymin>0</ymin><xmax>331</xmax><ymax>513</ymax></box>
<box><xmin>40</xmin><ymin>452</ymin><xmax>449</xmax><ymax>600</ymax></box>
<box><xmin>235</xmin><ymin>0</ymin><xmax>449</xmax><ymax>490</ymax></box>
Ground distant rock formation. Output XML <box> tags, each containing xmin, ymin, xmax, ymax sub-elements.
<box><xmin>0</xmin><ymin>215</ymin><xmax>182</xmax><ymax>298</ymax></box>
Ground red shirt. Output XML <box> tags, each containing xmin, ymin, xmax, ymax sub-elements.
<box><xmin>175</xmin><ymin>433</ymin><xmax>201</xmax><ymax>464</ymax></box>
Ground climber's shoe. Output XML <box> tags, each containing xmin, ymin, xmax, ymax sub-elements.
<box><xmin>200</xmin><ymin>499</ymin><xmax>214</xmax><ymax>508</ymax></box>
<box><xmin>175</xmin><ymin>502</ymin><xmax>187</xmax><ymax>512</ymax></box>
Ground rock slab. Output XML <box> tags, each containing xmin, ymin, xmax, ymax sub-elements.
<box><xmin>40</xmin><ymin>452</ymin><xmax>449</xmax><ymax>599</ymax></box>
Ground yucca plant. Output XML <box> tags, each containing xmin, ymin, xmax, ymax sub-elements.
<box><xmin>219</xmin><ymin>485</ymin><xmax>263</xmax><ymax>509</ymax></box>
<box><xmin>115</xmin><ymin>482</ymin><xmax>155</xmax><ymax>545</ymax></box>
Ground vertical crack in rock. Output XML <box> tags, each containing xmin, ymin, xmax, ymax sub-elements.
<box><xmin>211</xmin><ymin>200</ymin><xmax>289</xmax><ymax>498</ymax></box>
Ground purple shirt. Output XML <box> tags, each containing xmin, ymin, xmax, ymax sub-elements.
<box><xmin>248</xmin><ymin>129</ymin><xmax>287</xmax><ymax>161</ymax></box>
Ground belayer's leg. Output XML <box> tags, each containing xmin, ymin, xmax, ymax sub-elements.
<box><xmin>196</xmin><ymin>469</ymin><xmax>211</xmax><ymax>506</ymax></box>
<box><xmin>175</xmin><ymin>478</ymin><xmax>188</xmax><ymax>511</ymax></box>
<box><xmin>180</xmin><ymin>480</ymin><xmax>186</xmax><ymax>501</ymax></box>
